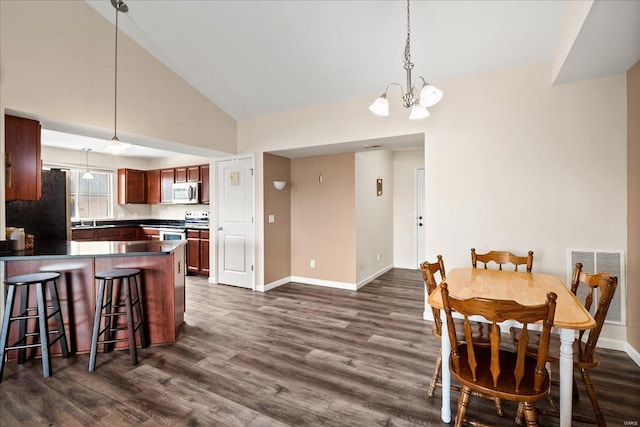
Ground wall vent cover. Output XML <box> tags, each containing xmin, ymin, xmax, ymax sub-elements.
<box><xmin>567</xmin><ymin>250</ymin><xmax>625</xmax><ymax>325</ymax></box>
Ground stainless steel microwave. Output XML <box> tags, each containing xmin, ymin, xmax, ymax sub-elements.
<box><xmin>172</xmin><ymin>182</ymin><xmax>199</xmax><ymax>204</ymax></box>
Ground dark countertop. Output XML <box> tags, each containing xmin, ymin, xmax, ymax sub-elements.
<box><xmin>0</xmin><ymin>240</ymin><xmax>186</xmax><ymax>261</ymax></box>
<box><xmin>71</xmin><ymin>219</ymin><xmax>208</xmax><ymax>231</ymax></box>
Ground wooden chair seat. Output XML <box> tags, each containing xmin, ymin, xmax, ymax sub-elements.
<box><xmin>453</xmin><ymin>345</ymin><xmax>550</xmax><ymax>402</ymax></box>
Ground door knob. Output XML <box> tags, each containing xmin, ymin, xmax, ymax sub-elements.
<box><xmin>217</xmin><ymin>226</ymin><xmax>223</xmax><ymax>231</ymax></box>
<box><xmin>418</xmin><ymin>223</ymin><xmax>423</xmax><ymax>227</ymax></box>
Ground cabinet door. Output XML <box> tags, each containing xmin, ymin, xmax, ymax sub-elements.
<box><xmin>121</xmin><ymin>227</ymin><xmax>138</xmax><ymax>241</ymax></box>
<box><xmin>187</xmin><ymin>231</ymin><xmax>200</xmax><ymax>273</ymax></box>
<box><xmin>71</xmin><ymin>229</ymin><xmax>96</xmax><ymax>241</ymax></box>
<box><xmin>146</xmin><ymin>169</ymin><xmax>161</xmax><ymax>204</ymax></box>
<box><xmin>5</xmin><ymin>115</ymin><xmax>42</xmax><ymax>201</ymax></box>
<box><xmin>200</xmin><ymin>231</ymin><xmax>210</xmax><ymax>274</ymax></box>
<box><xmin>187</xmin><ymin>166</ymin><xmax>200</xmax><ymax>182</ymax></box>
<box><xmin>160</xmin><ymin>169</ymin><xmax>175</xmax><ymax>203</ymax></box>
<box><xmin>175</xmin><ymin>167</ymin><xmax>187</xmax><ymax>183</ymax></box>
<box><xmin>200</xmin><ymin>164</ymin><xmax>210</xmax><ymax>204</ymax></box>
<box><xmin>117</xmin><ymin>169</ymin><xmax>146</xmax><ymax>204</ymax></box>
<box><xmin>96</xmin><ymin>228</ymin><xmax>121</xmax><ymax>241</ymax></box>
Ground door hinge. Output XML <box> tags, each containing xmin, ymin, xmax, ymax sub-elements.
<box><xmin>251</xmin><ymin>265</ymin><xmax>254</xmax><ymax>271</ymax></box>
<box><xmin>250</xmin><ymin>168</ymin><xmax>254</xmax><ymax>176</ymax></box>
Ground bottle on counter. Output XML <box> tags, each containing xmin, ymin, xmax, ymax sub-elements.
<box><xmin>10</xmin><ymin>227</ymin><xmax>25</xmax><ymax>251</ymax></box>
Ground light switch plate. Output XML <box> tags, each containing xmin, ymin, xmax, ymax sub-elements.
<box><xmin>268</xmin><ymin>214</ymin><xmax>275</xmax><ymax>223</ymax></box>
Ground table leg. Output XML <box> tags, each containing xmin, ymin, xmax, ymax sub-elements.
<box><xmin>440</xmin><ymin>308</ymin><xmax>452</xmax><ymax>423</ymax></box>
<box><xmin>559</xmin><ymin>328</ymin><xmax>574</xmax><ymax>427</ymax></box>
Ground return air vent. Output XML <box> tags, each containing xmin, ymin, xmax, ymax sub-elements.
<box><xmin>567</xmin><ymin>250</ymin><xmax>625</xmax><ymax>325</ymax></box>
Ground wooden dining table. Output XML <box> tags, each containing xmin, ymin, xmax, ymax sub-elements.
<box><xmin>427</xmin><ymin>268</ymin><xmax>596</xmax><ymax>427</ymax></box>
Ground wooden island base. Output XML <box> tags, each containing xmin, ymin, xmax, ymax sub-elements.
<box><xmin>2</xmin><ymin>241</ymin><xmax>186</xmax><ymax>358</ymax></box>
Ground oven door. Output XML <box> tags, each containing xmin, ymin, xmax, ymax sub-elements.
<box><xmin>159</xmin><ymin>230</ymin><xmax>186</xmax><ymax>240</ymax></box>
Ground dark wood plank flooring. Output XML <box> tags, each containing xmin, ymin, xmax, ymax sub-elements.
<box><xmin>1</xmin><ymin>268</ymin><xmax>638</xmax><ymax>426</ymax></box>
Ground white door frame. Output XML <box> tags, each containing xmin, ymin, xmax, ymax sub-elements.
<box><xmin>214</xmin><ymin>154</ymin><xmax>256</xmax><ymax>291</ymax></box>
<box><xmin>415</xmin><ymin>167</ymin><xmax>425</xmax><ymax>268</ymax></box>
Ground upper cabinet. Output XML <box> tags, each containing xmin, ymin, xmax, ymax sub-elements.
<box><xmin>117</xmin><ymin>168</ymin><xmax>146</xmax><ymax>204</ymax></box>
<box><xmin>5</xmin><ymin>115</ymin><xmax>42</xmax><ymax>201</ymax></box>
<box><xmin>200</xmin><ymin>164</ymin><xmax>210</xmax><ymax>204</ymax></box>
<box><xmin>117</xmin><ymin>164</ymin><xmax>209</xmax><ymax>205</ymax></box>
<box><xmin>160</xmin><ymin>168</ymin><xmax>175</xmax><ymax>203</ymax></box>
<box><xmin>146</xmin><ymin>169</ymin><xmax>161</xmax><ymax>204</ymax></box>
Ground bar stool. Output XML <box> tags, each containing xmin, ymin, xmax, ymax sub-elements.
<box><xmin>0</xmin><ymin>272</ymin><xmax>70</xmax><ymax>382</ymax></box>
<box><xmin>89</xmin><ymin>268</ymin><xmax>147</xmax><ymax>372</ymax></box>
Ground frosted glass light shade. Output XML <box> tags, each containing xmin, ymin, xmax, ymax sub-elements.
<box><xmin>82</xmin><ymin>171</ymin><xmax>94</xmax><ymax>180</ymax></box>
<box><xmin>273</xmin><ymin>181</ymin><xmax>286</xmax><ymax>190</ymax></box>
<box><xmin>105</xmin><ymin>136</ymin><xmax>131</xmax><ymax>155</ymax></box>
<box><xmin>409</xmin><ymin>105</ymin><xmax>430</xmax><ymax>120</ymax></box>
<box><xmin>419</xmin><ymin>84</ymin><xmax>443</xmax><ymax>108</ymax></box>
<box><xmin>369</xmin><ymin>95</ymin><xmax>389</xmax><ymax>116</ymax></box>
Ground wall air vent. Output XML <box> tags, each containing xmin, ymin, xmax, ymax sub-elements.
<box><xmin>567</xmin><ymin>250</ymin><xmax>625</xmax><ymax>325</ymax></box>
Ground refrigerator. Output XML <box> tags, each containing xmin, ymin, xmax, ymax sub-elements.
<box><xmin>5</xmin><ymin>169</ymin><xmax>71</xmax><ymax>241</ymax></box>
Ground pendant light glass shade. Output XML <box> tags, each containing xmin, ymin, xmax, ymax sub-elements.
<box><xmin>409</xmin><ymin>105</ymin><xmax>430</xmax><ymax>120</ymax></box>
<box><xmin>82</xmin><ymin>148</ymin><xmax>94</xmax><ymax>180</ymax></box>
<box><xmin>369</xmin><ymin>94</ymin><xmax>389</xmax><ymax>116</ymax></box>
<box><xmin>419</xmin><ymin>84</ymin><xmax>443</xmax><ymax>108</ymax></box>
<box><xmin>105</xmin><ymin>136</ymin><xmax>131</xmax><ymax>155</ymax></box>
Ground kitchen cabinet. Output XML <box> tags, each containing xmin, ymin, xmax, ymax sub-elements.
<box><xmin>72</xmin><ymin>226</ymin><xmax>140</xmax><ymax>241</ymax></box>
<box><xmin>137</xmin><ymin>227</ymin><xmax>160</xmax><ymax>241</ymax></box>
<box><xmin>117</xmin><ymin>168</ymin><xmax>146</xmax><ymax>204</ymax></box>
<box><xmin>5</xmin><ymin>114</ymin><xmax>42</xmax><ymax>201</ymax></box>
<box><xmin>146</xmin><ymin>169</ymin><xmax>161</xmax><ymax>204</ymax></box>
<box><xmin>175</xmin><ymin>167</ymin><xmax>187</xmax><ymax>183</ymax></box>
<box><xmin>186</xmin><ymin>229</ymin><xmax>209</xmax><ymax>275</ymax></box>
<box><xmin>187</xmin><ymin>166</ymin><xmax>200</xmax><ymax>182</ymax></box>
<box><xmin>160</xmin><ymin>168</ymin><xmax>174</xmax><ymax>203</ymax></box>
<box><xmin>200</xmin><ymin>164</ymin><xmax>210</xmax><ymax>204</ymax></box>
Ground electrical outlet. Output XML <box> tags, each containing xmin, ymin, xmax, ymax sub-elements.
<box><xmin>376</xmin><ymin>254</ymin><xmax>381</xmax><ymax>261</ymax></box>
<box><xmin>268</xmin><ymin>214</ymin><xmax>275</xmax><ymax>223</ymax></box>
<box><xmin>310</xmin><ymin>259</ymin><xmax>315</xmax><ymax>268</ymax></box>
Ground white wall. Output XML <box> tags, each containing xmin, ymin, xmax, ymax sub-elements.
<box><xmin>239</xmin><ymin>63</ymin><xmax>627</xmax><ymax>278</ymax></box>
<box><xmin>355</xmin><ymin>151</ymin><xmax>394</xmax><ymax>284</ymax></box>
<box><xmin>393</xmin><ymin>148</ymin><xmax>425</xmax><ymax>269</ymax></box>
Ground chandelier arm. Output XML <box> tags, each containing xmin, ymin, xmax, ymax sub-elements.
<box><xmin>384</xmin><ymin>82</ymin><xmax>404</xmax><ymax>95</ymax></box>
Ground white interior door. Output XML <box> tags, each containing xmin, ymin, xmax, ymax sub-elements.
<box><xmin>216</xmin><ymin>157</ymin><xmax>255</xmax><ymax>289</ymax></box>
<box><xmin>416</xmin><ymin>167</ymin><xmax>425</xmax><ymax>267</ymax></box>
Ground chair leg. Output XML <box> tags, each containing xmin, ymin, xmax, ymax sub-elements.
<box><xmin>131</xmin><ymin>274</ymin><xmax>148</xmax><ymax>348</ymax></box>
<box><xmin>35</xmin><ymin>282</ymin><xmax>52</xmax><ymax>378</ymax></box>
<box><xmin>455</xmin><ymin>385</ymin><xmax>471</xmax><ymax>427</ymax></box>
<box><xmin>88</xmin><ymin>278</ymin><xmax>106</xmax><ymax>372</ymax></box>
<box><xmin>581</xmin><ymin>368</ymin><xmax>606</xmax><ymax>427</ymax></box>
<box><xmin>522</xmin><ymin>402</ymin><xmax>539</xmax><ymax>427</ymax></box>
<box><xmin>17</xmin><ymin>285</ymin><xmax>29</xmax><ymax>364</ymax></box>
<box><xmin>428</xmin><ymin>348</ymin><xmax>442</xmax><ymax>398</ymax></box>
<box><xmin>47</xmin><ymin>279</ymin><xmax>70</xmax><ymax>358</ymax></box>
<box><xmin>0</xmin><ymin>285</ymin><xmax>17</xmax><ymax>383</ymax></box>
<box><xmin>515</xmin><ymin>402</ymin><xmax>525</xmax><ymax>425</ymax></box>
<box><xmin>493</xmin><ymin>397</ymin><xmax>504</xmax><ymax>417</ymax></box>
<box><xmin>123</xmin><ymin>277</ymin><xmax>138</xmax><ymax>366</ymax></box>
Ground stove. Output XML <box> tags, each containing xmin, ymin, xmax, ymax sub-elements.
<box><xmin>184</xmin><ymin>211</ymin><xmax>209</xmax><ymax>229</ymax></box>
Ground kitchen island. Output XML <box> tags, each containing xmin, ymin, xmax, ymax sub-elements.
<box><xmin>1</xmin><ymin>240</ymin><xmax>186</xmax><ymax>356</ymax></box>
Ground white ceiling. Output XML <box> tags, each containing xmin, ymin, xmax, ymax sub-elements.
<box><xmin>47</xmin><ymin>1</ymin><xmax>639</xmax><ymax>158</ymax></box>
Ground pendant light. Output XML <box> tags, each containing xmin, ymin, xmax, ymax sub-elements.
<box><xmin>82</xmin><ymin>148</ymin><xmax>94</xmax><ymax>180</ymax></box>
<box><xmin>369</xmin><ymin>0</ymin><xmax>442</xmax><ymax>119</ymax></box>
<box><xmin>105</xmin><ymin>0</ymin><xmax>132</xmax><ymax>155</ymax></box>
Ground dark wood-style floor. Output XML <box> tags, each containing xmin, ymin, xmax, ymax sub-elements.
<box><xmin>1</xmin><ymin>268</ymin><xmax>639</xmax><ymax>426</ymax></box>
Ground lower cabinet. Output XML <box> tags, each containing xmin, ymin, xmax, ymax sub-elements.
<box><xmin>72</xmin><ymin>227</ymin><xmax>154</xmax><ymax>241</ymax></box>
<box><xmin>187</xmin><ymin>229</ymin><xmax>209</xmax><ymax>275</ymax></box>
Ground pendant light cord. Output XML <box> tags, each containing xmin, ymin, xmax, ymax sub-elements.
<box><xmin>403</xmin><ymin>0</ymin><xmax>413</xmax><ymax>70</ymax></box>
<box><xmin>114</xmin><ymin>3</ymin><xmax>119</xmax><ymax>139</ymax></box>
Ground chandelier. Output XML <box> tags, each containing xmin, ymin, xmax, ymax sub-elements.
<box><xmin>105</xmin><ymin>0</ymin><xmax>132</xmax><ymax>155</ymax></box>
<box><xmin>369</xmin><ymin>0</ymin><xmax>442</xmax><ymax>119</ymax></box>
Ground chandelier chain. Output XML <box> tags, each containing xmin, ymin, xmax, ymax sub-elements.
<box><xmin>403</xmin><ymin>0</ymin><xmax>413</xmax><ymax>71</ymax></box>
<box><xmin>114</xmin><ymin>2</ymin><xmax>119</xmax><ymax>138</ymax></box>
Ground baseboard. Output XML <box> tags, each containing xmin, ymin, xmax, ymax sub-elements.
<box><xmin>207</xmin><ymin>276</ymin><xmax>216</xmax><ymax>284</ymax></box>
<box><xmin>626</xmin><ymin>342</ymin><xmax>640</xmax><ymax>367</ymax></box>
<box><xmin>597</xmin><ymin>337</ymin><xmax>627</xmax><ymax>352</ymax></box>
<box><xmin>356</xmin><ymin>264</ymin><xmax>394</xmax><ymax>290</ymax></box>
<box><xmin>290</xmin><ymin>276</ymin><xmax>358</xmax><ymax>291</ymax></box>
<box><xmin>394</xmin><ymin>262</ymin><xmax>417</xmax><ymax>270</ymax></box>
<box><xmin>257</xmin><ymin>277</ymin><xmax>291</xmax><ymax>292</ymax></box>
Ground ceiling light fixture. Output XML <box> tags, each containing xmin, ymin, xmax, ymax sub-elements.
<box><xmin>105</xmin><ymin>0</ymin><xmax>131</xmax><ymax>155</ymax></box>
<box><xmin>82</xmin><ymin>148</ymin><xmax>94</xmax><ymax>180</ymax></box>
<box><xmin>369</xmin><ymin>0</ymin><xmax>442</xmax><ymax>119</ymax></box>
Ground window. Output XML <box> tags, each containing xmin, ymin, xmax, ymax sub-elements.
<box><xmin>68</xmin><ymin>169</ymin><xmax>113</xmax><ymax>219</ymax></box>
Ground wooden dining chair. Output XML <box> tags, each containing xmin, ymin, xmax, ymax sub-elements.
<box><xmin>510</xmin><ymin>262</ymin><xmax>617</xmax><ymax>427</ymax></box>
<box><xmin>420</xmin><ymin>257</ymin><xmax>503</xmax><ymax>416</ymax></box>
<box><xmin>441</xmin><ymin>282</ymin><xmax>557</xmax><ymax>427</ymax></box>
<box><xmin>471</xmin><ymin>248</ymin><xmax>534</xmax><ymax>272</ymax></box>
